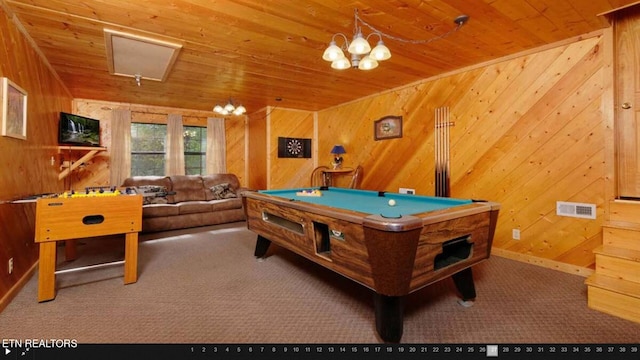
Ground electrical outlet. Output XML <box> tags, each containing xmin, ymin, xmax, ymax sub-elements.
<box><xmin>512</xmin><ymin>229</ymin><xmax>521</xmax><ymax>240</ymax></box>
<box><xmin>8</xmin><ymin>258</ymin><xmax>13</xmax><ymax>274</ymax></box>
<box><xmin>399</xmin><ymin>188</ymin><xmax>415</xmax><ymax>194</ymax></box>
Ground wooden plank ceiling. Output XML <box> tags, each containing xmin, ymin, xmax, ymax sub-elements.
<box><xmin>1</xmin><ymin>0</ymin><xmax>638</xmax><ymax>113</ymax></box>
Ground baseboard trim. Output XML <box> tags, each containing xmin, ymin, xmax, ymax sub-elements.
<box><xmin>492</xmin><ymin>248</ymin><xmax>594</xmax><ymax>278</ymax></box>
<box><xmin>0</xmin><ymin>262</ymin><xmax>37</xmax><ymax>313</ymax></box>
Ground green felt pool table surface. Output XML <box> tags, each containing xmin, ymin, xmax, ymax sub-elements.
<box><xmin>259</xmin><ymin>187</ymin><xmax>473</xmax><ymax>219</ymax></box>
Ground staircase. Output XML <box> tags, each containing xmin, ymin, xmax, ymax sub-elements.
<box><xmin>585</xmin><ymin>200</ymin><xmax>640</xmax><ymax>323</ymax></box>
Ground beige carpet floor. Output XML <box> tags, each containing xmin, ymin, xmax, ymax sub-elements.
<box><xmin>1</xmin><ymin>222</ymin><xmax>639</xmax><ymax>344</ymax></box>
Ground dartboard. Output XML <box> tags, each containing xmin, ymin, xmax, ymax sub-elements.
<box><xmin>278</xmin><ymin>137</ymin><xmax>310</xmax><ymax>158</ymax></box>
<box><xmin>287</xmin><ymin>138</ymin><xmax>303</xmax><ymax>156</ymax></box>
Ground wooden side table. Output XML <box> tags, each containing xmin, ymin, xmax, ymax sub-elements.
<box><xmin>322</xmin><ymin>168</ymin><xmax>354</xmax><ymax>187</ymax></box>
<box><xmin>34</xmin><ymin>194</ymin><xmax>142</xmax><ymax>302</ymax></box>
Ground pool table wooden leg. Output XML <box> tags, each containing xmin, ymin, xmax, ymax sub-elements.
<box><xmin>451</xmin><ymin>267</ymin><xmax>476</xmax><ymax>301</ymax></box>
<box><xmin>373</xmin><ymin>294</ymin><xmax>404</xmax><ymax>343</ymax></box>
<box><xmin>254</xmin><ymin>235</ymin><xmax>272</xmax><ymax>258</ymax></box>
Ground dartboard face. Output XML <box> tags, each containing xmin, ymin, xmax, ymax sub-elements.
<box><xmin>287</xmin><ymin>139</ymin><xmax>303</xmax><ymax>155</ymax></box>
<box><xmin>278</xmin><ymin>137</ymin><xmax>311</xmax><ymax>158</ymax></box>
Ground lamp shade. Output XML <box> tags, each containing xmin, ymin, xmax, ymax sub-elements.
<box><xmin>331</xmin><ymin>145</ymin><xmax>346</xmax><ymax>155</ymax></box>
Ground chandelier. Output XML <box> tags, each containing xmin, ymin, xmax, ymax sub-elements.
<box><xmin>322</xmin><ymin>9</ymin><xmax>469</xmax><ymax>70</ymax></box>
<box><xmin>213</xmin><ymin>99</ymin><xmax>246</xmax><ymax>116</ymax></box>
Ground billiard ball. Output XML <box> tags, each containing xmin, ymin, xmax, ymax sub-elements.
<box><xmin>388</xmin><ymin>199</ymin><xmax>396</xmax><ymax>206</ymax></box>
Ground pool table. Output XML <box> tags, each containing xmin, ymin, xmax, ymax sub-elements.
<box><xmin>241</xmin><ymin>187</ymin><xmax>500</xmax><ymax>342</ymax></box>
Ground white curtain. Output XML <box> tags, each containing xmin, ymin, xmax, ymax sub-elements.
<box><xmin>110</xmin><ymin>109</ymin><xmax>131</xmax><ymax>186</ymax></box>
<box><xmin>206</xmin><ymin>117</ymin><xmax>226</xmax><ymax>174</ymax></box>
<box><xmin>166</xmin><ymin>114</ymin><xmax>185</xmax><ymax>175</ymax></box>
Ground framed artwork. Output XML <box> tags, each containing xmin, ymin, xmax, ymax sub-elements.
<box><xmin>374</xmin><ymin>115</ymin><xmax>402</xmax><ymax>140</ymax></box>
<box><xmin>1</xmin><ymin>77</ymin><xmax>27</xmax><ymax>140</ymax></box>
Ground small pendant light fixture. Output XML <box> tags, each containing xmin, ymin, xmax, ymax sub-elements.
<box><xmin>213</xmin><ymin>99</ymin><xmax>246</xmax><ymax>116</ymax></box>
<box><xmin>322</xmin><ymin>9</ymin><xmax>469</xmax><ymax>71</ymax></box>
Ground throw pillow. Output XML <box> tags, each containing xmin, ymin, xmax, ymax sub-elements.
<box><xmin>136</xmin><ymin>185</ymin><xmax>169</xmax><ymax>205</ymax></box>
<box><xmin>210</xmin><ymin>183</ymin><xmax>237</xmax><ymax>200</ymax></box>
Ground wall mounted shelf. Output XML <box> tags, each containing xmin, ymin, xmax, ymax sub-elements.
<box><xmin>57</xmin><ymin>146</ymin><xmax>107</xmax><ymax>180</ymax></box>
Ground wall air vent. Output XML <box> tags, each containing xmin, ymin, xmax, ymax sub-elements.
<box><xmin>556</xmin><ymin>201</ymin><xmax>596</xmax><ymax>219</ymax></box>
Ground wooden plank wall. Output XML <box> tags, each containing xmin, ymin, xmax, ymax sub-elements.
<box><xmin>316</xmin><ymin>34</ymin><xmax>609</xmax><ymax>272</ymax></box>
<box><xmin>247</xmin><ymin>108</ymin><xmax>268</xmax><ymax>190</ymax></box>
<box><xmin>0</xmin><ymin>6</ymin><xmax>72</xmax><ymax>308</ymax></box>
<box><xmin>69</xmin><ymin>99</ymin><xmax>247</xmax><ymax>189</ymax></box>
<box><xmin>267</xmin><ymin>108</ymin><xmax>315</xmax><ymax>189</ymax></box>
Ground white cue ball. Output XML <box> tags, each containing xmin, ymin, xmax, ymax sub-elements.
<box><xmin>388</xmin><ymin>199</ymin><xmax>396</xmax><ymax>206</ymax></box>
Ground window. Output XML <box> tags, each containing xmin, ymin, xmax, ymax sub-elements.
<box><xmin>131</xmin><ymin>123</ymin><xmax>167</xmax><ymax>176</ymax></box>
<box><xmin>184</xmin><ymin>126</ymin><xmax>207</xmax><ymax>175</ymax></box>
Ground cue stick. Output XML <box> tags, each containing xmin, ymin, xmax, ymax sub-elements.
<box><xmin>435</xmin><ymin>108</ymin><xmax>440</xmax><ymax>196</ymax></box>
<box><xmin>444</xmin><ymin>106</ymin><xmax>450</xmax><ymax>197</ymax></box>
<box><xmin>439</xmin><ymin>107</ymin><xmax>442</xmax><ymax>197</ymax></box>
<box><xmin>436</xmin><ymin>107</ymin><xmax>442</xmax><ymax>197</ymax></box>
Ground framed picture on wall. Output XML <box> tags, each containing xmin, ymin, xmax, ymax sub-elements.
<box><xmin>1</xmin><ymin>77</ymin><xmax>28</xmax><ymax>140</ymax></box>
<box><xmin>374</xmin><ymin>115</ymin><xmax>402</xmax><ymax>140</ymax></box>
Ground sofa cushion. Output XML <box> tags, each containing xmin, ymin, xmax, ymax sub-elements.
<box><xmin>142</xmin><ymin>204</ymin><xmax>180</xmax><ymax>218</ymax></box>
<box><xmin>170</xmin><ymin>175</ymin><xmax>207</xmax><ymax>203</ymax></box>
<box><xmin>135</xmin><ymin>185</ymin><xmax>169</xmax><ymax>205</ymax></box>
<box><xmin>177</xmin><ymin>201</ymin><xmax>213</xmax><ymax>215</ymax></box>
<box><xmin>209</xmin><ymin>183</ymin><xmax>237</xmax><ymax>200</ymax></box>
<box><xmin>202</xmin><ymin>174</ymin><xmax>241</xmax><ymax>200</ymax></box>
<box><xmin>122</xmin><ymin>176</ymin><xmax>175</xmax><ymax>203</ymax></box>
<box><xmin>210</xmin><ymin>198</ymin><xmax>243</xmax><ymax>211</ymax></box>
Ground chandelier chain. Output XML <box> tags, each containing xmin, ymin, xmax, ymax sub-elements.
<box><xmin>355</xmin><ymin>9</ymin><xmax>465</xmax><ymax>45</ymax></box>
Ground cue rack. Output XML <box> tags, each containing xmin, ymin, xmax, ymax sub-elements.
<box><xmin>435</xmin><ymin>106</ymin><xmax>454</xmax><ymax>197</ymax></box>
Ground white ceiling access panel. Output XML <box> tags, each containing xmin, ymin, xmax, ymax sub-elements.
<box><xmin>104</xmin><ymin>29</ymin><xmax>182</xmax><ymax>82</ymax></box>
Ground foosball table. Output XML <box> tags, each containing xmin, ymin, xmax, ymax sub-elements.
<box><xmin>34</xmin><ymin>187</ymin><xmax>142</xmax><ymax>302</ymax></box>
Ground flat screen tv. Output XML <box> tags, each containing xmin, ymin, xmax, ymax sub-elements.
<box><xmin>58</xmin><ymin>112</ymin><xmax>101</xmax><ymax>147</ymax></box>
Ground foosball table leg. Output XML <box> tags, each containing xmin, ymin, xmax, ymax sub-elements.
<box><xmin>38</xmin><ymin>242</ymin><xmax>57</xmax><ymax>302</ymax></box>
<box><xmin>64</xmin><ymin>239</ymin><xmax>77</xmax><ymax>261</ymax></box>
<box><xmin>123</xmin><ymin>232</ymin><xmax>138</xmax><ymax>284</ymax></box>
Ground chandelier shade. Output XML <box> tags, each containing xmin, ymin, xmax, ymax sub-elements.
<box><xmin>370</xmin><ymin>40</ymin><xmax>391</xmax><ymax>60</ymax></box>
<box><xmin>322</xmin><ymin>41</ymin><xmax>346</xmax><ymax>61</ymax></box>
<box><xmin>331</xmin><ymin>57</ymin><xmax>351</xmax><ymax>70</ymax></box>
<box><xmin>347</xmin><ymin>32</ymin><xmax>371</xmax><ymax>55</ymax></box>
<box><xmin>358</xmin><ymin>55</ymin><xmax>378</xmax><ymax>70</ymax></box>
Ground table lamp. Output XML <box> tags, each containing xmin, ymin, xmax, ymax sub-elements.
<box><xmin>331</xmin><ymin>145</ymin><xmax>346</xmax><ymax>169</ymax></box>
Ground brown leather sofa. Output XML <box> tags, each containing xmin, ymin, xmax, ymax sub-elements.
<box><xmin>121</xmin><ymin>174</ymin><xmax>246</xmax><ymax>233</ymax></box>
